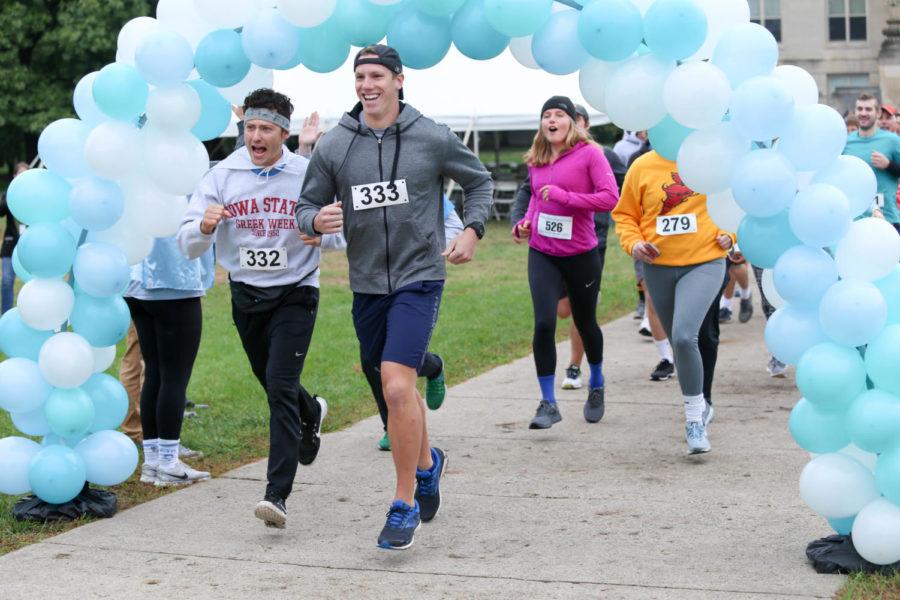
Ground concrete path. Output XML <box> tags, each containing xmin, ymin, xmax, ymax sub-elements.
<box><xmin>0</xmin><ymin>306</ymin><xmax>844</xmax><ymax>599</ymax></box>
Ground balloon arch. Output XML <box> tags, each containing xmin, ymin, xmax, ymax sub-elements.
<box><xmin>0</xmin><ymin>0</ymin><xmax>899</xmax><ymax>564</ymax></box>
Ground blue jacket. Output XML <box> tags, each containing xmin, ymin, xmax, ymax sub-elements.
<box><xmin>127</xmin><ymin>236</ymin><xmax>214</xmax><ymax>300</ymax></box>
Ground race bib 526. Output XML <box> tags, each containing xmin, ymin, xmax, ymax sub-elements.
<box><xmin>351</xmin><ymin>179</ymin><xmax>409</xmax><ymax>211</ymax></box>
<box><xmin>537</xmin><ymin>213</ymin><xmax>573</xmax><ymax>240</ymax></box>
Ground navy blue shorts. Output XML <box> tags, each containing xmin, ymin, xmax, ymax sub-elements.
<box><xmin>352</xmin><ymin>280</ymin><xmax>444</xmax><ymax>370</ymax></box>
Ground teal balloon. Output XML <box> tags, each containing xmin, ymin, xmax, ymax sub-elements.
<box><xmin>195</xmin><ymin>29</ymin><xmax>251</xmax><ymax>87</ymax></box>
<box><xmin>875</xmin><ymin>446</ymin><xmax>900</xmax><ymax>505</ymax></box>
<box><xmin>737</xmin><ymin>210</ymin><xmax>801</xmax><ymax>269</ymax></box>
<box><xmin>577</xmin><ymin>0</ymin><xmax>643</xmax><ymax>62</ymax></box>
<box><xmin>70</xmin><ymin>294</ymin><xmax>131</xmax><ymax>347</ymax></box>
<box><xmin>241</xmin><ymin>8</ymin><xmax>300</xmax><ymax>69</ymax></box>
<box><xmin>11</xmin><ymin>247</ymin><xmax>32</xmax><ymax>282</ymax></box>
<box><xmin>415</xmin><ymin>0</ymin><xmax>466</xmax><ymax>16</ymax></box>
<box><xmin>73</xmin><ymin>243</ymin><xmax>130</xmax><ymax>298</ymax></box>
<box><xmin>6</xmin><ymin>168</ymin><xmax>71</xmax><ymax>226</ymax></box>
<box><xmin>333</xmin><ymin>0</ymin><xmax>396</xmax><ymax>47</ymax></box>
<box><xmin>712</xmin><ymin>22</ymin><xmax>778</xmax><ymax>88</ymax></box>
<box><xmin>0</xmin><ymin>308</ymin><xmax>53</xmax><ymax>360</ymax></box>
<box><xmin>451</xmin><ymin>0</ymin><xmax>509</xmax><ymax>60</ymax></box>
<box><xmin>188</xmin><ymin>80</ymin><xmax>232</xmax><ymax>142</ymax></box>
<box><xmin>38</xmin><ymin>119</ymin><xmax>91</xmax><ymax>179</ymax></box>
<box><xmin>531</xmin><ymin>9</ymin><xmax>589</xmax><ymax>76</ymax></box>
<box><xmin>846</xmin><ymin>389</ymin><xmax>900</xmax><ymax>453</ymax></box>
<box><xmin>297</xmin><ymin>20</ymin><xmax>351</xmax><ymax>74</ymax></box>
<box><xmin>875</xmin><ymin>266</ymin><xmax>900</xmax><ymax>326</ymax></box>
<box><xmin>648</xmin><ymin>116</ymin><xmax>693</xmax><ymax>162</ymax></box>
<box><xmin>483</xmin><ymin>0</ymin><xmax>552</xmax><ymax>38</ymax></box>
<box><xmin>644</xmin><ymin>0</ymin><xmax>707</xmax><ymax>61</ymax></box>
<box><xmin>819</xmin><ymin>279</ymin><xmax>886</xmax><ymax>348</ymax></box>
<box><xmin>92</xmin><ymin>62</ymin><xmax>149</xmax><ymax>122</ymax></box>
<box><xmin>388</xmin><ymin>8</ymin><xmax>452</xmax><ymax>70</ymax></box>
<box><xmin>828</xmin><ymin>515</ymin><xmax>856</xmax><ymax>536</ymax></box>
<box><xmin>730</xmin><ymin>149</ymin><xmax>796</xmax><ymax>218</ymax></box>
<box><xmin>16</xmin><ymin>223</ymin><xmax>77</xmax><ymax>279</ymax></box>
<box><xmin>44</xmin><ymin>387</ymin><xmax>95</xmax><ymax>439</ymax></box>
<box><xmin>864</xmin><ymin>325</ymin><xmax>900</xmax><ymax>396</ymax></box>
<box><xmin>69</xmin><ymin>177</ymin><xmax>124</xmax><ymax>232</ymax></box>
<box><xmin>11</xmin><ymin>405</ymin><xmax>51</xmax><ymax>436</ymax></box>
<box><xmin>75</xmin><ymin>430</ymin><xmax>138</xmax><ymax>487</ymax></box>
<box><xmin>789</xmin><ymin>398</ymin><xmax>850</xmax><ymax>453</ymax></box>
<box><xmin>764</xmin><ymin>306</ymin><xmax>827</xmax><ymax>365</ymax></box>
<box><xmin>773</xmin><ymin>246</ymin><xmax>838</xmax><ymax>307</ymax></box>
<box><xmin>28</xmin><ymin>445</ymin><xmax>86</xmax><ymax>505</ymax></box>
<box><xmin>82</xmin><ymin>373</ymin><xmax>128</xmax><ymax>433</ymax></box>
<box><xmin>796</xmin><ymin>343</ymin><xmax>866</xmax><ymax>412</ymax></box>
<box><xmin>730</xmin><ymin>76</ymin><xmax>794</xmax><ymax>142</ymax></box>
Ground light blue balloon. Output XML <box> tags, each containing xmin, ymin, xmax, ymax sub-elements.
<box><xmin>297</xmin><ymin>20</ymin><xmax>351</xmax><ymax>73</ymax></box>
<box><xmin>82</xmin><ymin>373</ymin><xmax>128</xmax><ymax>433</ymax></box>
<box><xmin>777</xmin><ymin>104</ymin><xmax>847</xmax><ymax>173</ymax></box>
<box><xmin>828</xmin><ymin>515</ymin><xmax>856</xmax><ymax>536</ymax></box>
<box><xmin>864</xmin><ymin>324</ymin><xmax>900</xmax><ymax>396</ymax></box>
<box><xmin>819</xmin><ymin>279</ymin><xmax>886</xmax><ymax>348</ymax></box>
<box><xmin>0</xmin><ymin>309</ymin><xmax>53</xmax><ymax>360</ymax></box>
<box><xmin>789</xmin><ymin>398</ymin><xmax>850</xmax><ymax>453</ymax></box>
<box><xmin>73</xmin><ymin>243</ymin><xmax>129</xmax><ymax>298</ymax></box>
<box><xmin>333</xmin><ymin>0</ymin><xmax>396</xmax><ymax>47</ymax></box>
<box><xmin>388</xmin><ymin>8</ymin><xmax>452</xmax><ymax>70</ymax></box>
<box><xmin>812</xmin><ymin>155</ymin><xmax>878</xmax><ymax>219</ymax></box>
<box><xmin>28</xmin><ymin>445</ymin><xmax>86</xmax><ymax>505</ymax></box>
<box><xmin>796</xmin><ymin>343</ymin><xmax>866</xmax><ymax>412</ymax></box>
<box><xmin>45</xmin><ymin>387</ymin><xmax>95</xmax><ymax>439</ymax></box>
<box><xmin>72</xmin><ymin>72</ymin><xmax>108</xmax><ymax>126</ymax></box>
<box><xmin>16</xmin><ymin>223</ymin><xmax>77</xmax><ymax>279</ymax></box>
<box><xmin>846</xmin><ymin>389</ymin><xmax>900</xmax><ymax>453</ymax></box>
<box><xmin>644</xmin><ymin>0</ymin><xmax>707</xmax><ymax>61</ymax></box>
<box><xmin>730</xmin><ymin>149</ymin><xmax>797</xmax><ymax>218</ymax></box>
<box><xmin>6</xmin><ymin>168</ymin><xmax>71</xmax><ymax>226</ymax></box>
<box><xmin>789</xmin><ymin>183</ymin><xmax>851</xmax><ymax>248</ymax></box>
<box><xmin>648</xmin><ymin>116</ymin><xmax>693</xmax><ymax>162</ymax></box>
<box><xmin>92</xmin><ymin>62</ymin><xmax>149</xmax><ymax>122</ymax></box>
<box><xmin>11</xmin><ymin>247</ymin><xmax>32</xmax><ymax>282</ymax></box>
<box><xmin>531</xmin><ymin>10</ymin><xmax>589</xmax><ymax>76</ymax></box>
<box><xmin>711</xmin><ymin>22</ymin><xmax>778</xmax><ymax>88</ymax></box>
<box><xmin>188</xmin><ymin>80</ymin><xmax>232</xmax><ymax>142</ymax></box>
<box><xmin>875</xmin><ymin>266</ymin><xmax>900</xmax><ymax>326</ymax></box>
<box><xmin>737</xmin><ymin>210</ymin><xmax>800</xmax><ymax>269</ymax></box>
<box><xmin>483</xmin><ymin>0</ymin><xmax>552</xmax><ymax>38</ymax></box>
<box><xmin>276</xmin><ymin>36</ymin><xmax>306</xmax><ymax>71</ymax></box>
<box><xmin>0</xmin><ymin>357</ymin><xmax>52</xmax><ymax>414</ymax></box>
<box><xmin>730</xmin><ymin>76</ymin><xmax>795</xmax><ymax>142</ymax></box>
<box><xmin>875</xmin><ymin>446</ymin><xmax>900</xmax><ymax>505</ymax></box>
<box><xmin>195</xmin><ymin>29</ymin><xmax>251</xmax><ymax>87</ymax></box>
<box><xmin>416</xmin><ymin>0</ymin><xmax>466</xmax><ymax>16</ymax></box>
<box><xmin>451</xmin><ymin>0</ymin><xmax>509</xmax><ymax>60</ymax></box>
<box><xmin>68</xmin><ymin>177</ymin><xmax>124</xmax><ymax>232</ymax></box>
<box><xmin>11</xmin><ymin>404</ymin><xmax>51</xmax><ymax>436</ymax></box>
<box><xmin>577</xmin><ymin>0</ymin><xmax>643</xmax><ymax>62</ymax></box>
<box><xmin>764</xmin><ymin>306</ymin><xmax>828</xmax><ymax>365</ymax></box>
<box><xmin>0</xmin><ymin>437</ymin><xmax>41</xmax><ymax>495</ymax></box>
<box><xmin>38</xmin><ymin>119</ymin><xmax>92</xmax><ymax>179</ymax></box>
<box><xmin>773</xmin><ymin>246</ymin><xmax>838</xmax><ymax>307</ymax></box>
<box><xmin>75</xmin><ymin>430</ymin><xmax>138</xmax><ymax>487</ymax></box>
<box><xmin>135</xmin><ymin>30</ymin><xmax>194</xmax><ymax>86</ymax></box>
<box><xmin>41</xmin><ymin>434</ymin><xmax>64</xmax><ymax>447</ymax></box>
<box><xmin>70</xmin><ymin>294</ymin><xmax>131</xmax><ymax>347</ymax></box>
<box><xmin>241</xmin><ymin>8</ymin><xmax>300</xmax><ymax>69</ymax></box>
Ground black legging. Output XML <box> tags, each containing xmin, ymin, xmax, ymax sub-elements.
<box><xmin>125</xmin><ymin>297</ymin><xmax>202</xmax><ymax>441</ymax></box>
<box><xmin>363</xmin><ymin>351</ymin><xmax>443</xmax><ymax>431</ymax></box>
<box><xmin>528</xmin><ymin>247</ymin><xmax>604</xmax><ymax>377</ymax></box>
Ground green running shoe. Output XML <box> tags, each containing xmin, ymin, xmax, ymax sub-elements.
<box><xmin>378</xmin><ymin>432</ymin><xmax>391</xmax><ymax>452</ymax></box>
<box><xmin>426</xmin><ymin>371</ymin><xmax>445</xmax><ymax>410</ymax></box>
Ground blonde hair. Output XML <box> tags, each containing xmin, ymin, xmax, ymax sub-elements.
<box><xmin>524</xmin><ymin>117</ymin><xmax>597</xmax><ymax>167</ymax></box>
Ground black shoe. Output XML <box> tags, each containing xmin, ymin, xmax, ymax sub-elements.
<box><xmin>739</xmin><ymin>298</ymin><xmax>753</xmax><ymax>323</ymax></box>
<box><xmin>254</xmin><ymin>492</ymin><xmax>287</xmax><ymax>529</ymax></box>
<box><xmin>583</xmin><ymin>387</ymin><xmax>605</xmax><ymax>423</ymax></box>
<box><xmin>718</xmin><ymin>306</ymin><xmax>732</xmax><ymax>323</ymax></box>
<box><xmin>638</xmin><ymin>325</ymin><xmax>652</xmax><ymax>337</ymax></box>
<box><xmin>415</xmin><ymin>447</ymin><xmax>446</xmax><ymax>522</ymax></box>
<box><xmin>650</xmin><ymin>359</ymin><xmax>675</xmax><ymax>381</ymax></box>
<box><xmin>529</xmin><ymin>400</ymin><xmax>561</xmax><ymax>429</ymax></box>
<box><xmin>299</xmin><ymin>396</ymin><xmax>327</xmax><ymax>466</ymax></box>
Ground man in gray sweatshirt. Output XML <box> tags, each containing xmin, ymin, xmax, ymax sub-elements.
<box><xmin>296</xmin><ymin>45</ymin><xmax>492</xmax><ymax>550</ymax></box>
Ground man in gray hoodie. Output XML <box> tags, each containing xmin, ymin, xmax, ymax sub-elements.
<box><xmin>296</xmin><ymin>45</ymin><xmax>492</xmax><ymax>550</ymax></box>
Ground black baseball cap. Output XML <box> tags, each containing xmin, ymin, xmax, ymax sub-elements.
<box><xmin>354</xmin><ymin>44</ymin><xmax>404</xmax><ymax>100</ymax></box>
<box><xmin>575</xmin><ymin>104</ymin><xmax>589</xmax><ymax>122</ymax></box>
<box><xmin>541</xmin><ymin>96</ymin><xmax>577</xmax><ymax>122</ymax></box>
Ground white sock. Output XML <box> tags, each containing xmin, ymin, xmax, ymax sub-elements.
<box><xmin>655</xmin><ymin>339</ymin><xmax>674</xmax><ymax>363</ymax></box>
<box><xmin>158</xmin><ymin>439</ymin><xmax>180</xmax><ymax>469</ymax></box>
<box><xmin>142</xmin><ymin>439</ymin><xmax>159</xmax><ymax>467</ymax></box>
<box><xmin>640</xmin><ymin>315</ymin><xmax>649</xmax><ymax>330</ymax></box>
<box><xmin>719</xmin><ymin>295</ymin><xmax>731</xmax><ymax>309</ymax></box>
<box><xmin>739</xmin><ymin>286</ymin><xmax>752</xmax><ymax>300</ymax></box>
<box><xmin>684</xmin><ymin>394</ymin><xmax>705</xmax><ymax>423</ymax></box>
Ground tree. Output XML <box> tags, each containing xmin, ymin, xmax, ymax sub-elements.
<box><xmin>0</xmin><ymin>0</ymin><xmax>156</xmax><ymax>176</ymax></box>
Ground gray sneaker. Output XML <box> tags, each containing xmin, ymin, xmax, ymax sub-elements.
<box><xmin>685</xmin><ymin>421</ymin><xmax>711</xmax><ymax>454</ymax></box>
<box><xmin>529</xmin><ymin>400</ymin><xmax>562</xmax><ymax>429</ymax></box>
<box><xmin>583</xmin><ymin>387</ymin><xmax>605</xmax><ymax>423</ymax></box>
<box><xmin>140</xmin><ymin>463</ymin><xmax>157</xmax><ymax>484</ymax></box>
<box><xmin>739</xmin><ymin>298</ymin><xmax>753</xmax><ymax>323</ymax></box>
<box><xmin>155</xmin><ymin>460</ymin><xmax>211</xmax><ymax>487</ymax></box>
<box><xmin>702</xmin><ymin>401</ymin><xmax>714</xmax><ymax>427</ymax></box>
<box><xmin>179</xmin><ymin>444</ymin><xmax>204</xmax><ymax>459</ymax></box>
<box><xmin>767</xmin><ymin>356</ymin><xmax>787</xmax><ymax>378</ymax></box>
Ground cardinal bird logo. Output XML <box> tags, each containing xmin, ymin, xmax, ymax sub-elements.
<box><xmin>660</xmin><ymin>172</ymin><xmax>697</xmax><ymax>215</ymax></box>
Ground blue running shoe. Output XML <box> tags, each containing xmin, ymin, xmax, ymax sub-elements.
<box><xmin>415</xmin><ymin>447</ymin><xmax>446</xmax><ymax>522</ymax></box>
<box><xmin>377</xmin><ymin>500</ymin><xmax>421</xmax><ymax>550</ymax></box>
<box><xmin>685</xmin><ymin>421</ymin><xmax>711</xmax><ymax>454</ymax></box>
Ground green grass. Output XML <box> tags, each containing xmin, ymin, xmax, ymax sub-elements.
<box><xmin>837</xmin><ymin>572</ymin><xmax>900</xmax><ymax>599</ymax></box>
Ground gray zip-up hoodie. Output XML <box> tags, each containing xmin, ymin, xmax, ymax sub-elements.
<box><xmin>295</xmin><ymin>103</ymin><xmax>493</xmax><ymax>295</ymax></box>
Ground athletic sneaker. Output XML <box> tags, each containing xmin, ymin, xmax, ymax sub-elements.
<box><xmin>718</xmin><ymin>306</ymin><xmax>732</xmax><ymax>323</ymax></box>
<box><xmin>415</xmin><ymin>447</ymin><xmax>446</xmax><ymax>522</ymax></box>
<box><xmin>529</xmin><ymin>400</ymin><xmax>562</xmax><ymax>429</ymax></box>
<box><xmin>255</xmin><ymin>492</ymin><xmax>287</xmax><ymax>529</ymax></box>
<box><xmin>638</xmin><ymin>324</ymin><xmax>652</xmax><ymax>337</ymax></box>
<box><xmin>425</xmin><ymin>370</ymin><xmax>446</xmax><ymax>410</ymax></box>
<box><xmin>767</xmin><ymin>357</ymin><xmax>787</xmax><ymax>378</ymax></box>
<box><xmin>634</xmin><ymin>299</ymin><xmax>645</xmax><ymax>320</ymax></box>
<box><xmin>179</xmin><ymin>444</ymin><xmax>203</xmax><ymax>459</ymax></box>
<box><xmin>377</xmin><ymin>500</ymin><xmax>421</xmax><ymax>550</ymax></box>
<box><xmin>685</xmin><ymin>421</ymin><xmax>711</xmax><ymax>454</ymax></box>
<box><xmin>583</xmin><ymin>387</ymin><xmax>605</xmax><ymax>423</ymax></box>
<box><xmin>650</xmin><ymin>359</ymin><xmax>675</xmax><ymax>381</ymax></box>
<box><xmin>561</xmin><ymin>365</ymin><xmax>583</xmax><ymax>390</ymax></box>
<box><xmin>378</xmin><ymin>432</ymin><xmax>391</xmax><ymax>451</ymax></box>
<box><xmin>702</xmin><ymin>401</ymin><xmax>715</xmax><ymax>428</ymax></box>
<box><xmin>299</xmin><ymin>396</ymin><xmax>327</xmax><ymax>466</ymax></box>
<box><xmin>739</xmin><ymin>298</ymin><xmax>753</xmax><ymax>323</ymax></box>
<box><xmin>155</xmin><ymin>460</ymin><xmax>211</xmax><ymax>487</ymax></box>
<box><xmin>140</xmin><ymin>463</ymin><xmax>157</xmax><ymax>484</ymax></box>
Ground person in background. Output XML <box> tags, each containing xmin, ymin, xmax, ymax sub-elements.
<box><xmin>0</xmin><ymin>162</ymin><xmax>27</xmax><ymax>314</ymax></box>
<box><xmin>845</xmin><ymin>114</ymin><xmax>859</xmax><ymax>134</ymax></box>
<box><xmin>878</xmin><ymin>104</ymin><xmax>898</xmax><ymax>135</ymax></box>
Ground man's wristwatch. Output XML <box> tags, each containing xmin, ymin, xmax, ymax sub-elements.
<box><xmin>465</xmin><ymin>221</ymin><xmax>485</xmax><ymax>240</ymax></box>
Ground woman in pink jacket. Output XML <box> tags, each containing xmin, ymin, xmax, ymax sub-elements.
<box><xmin>512</xmin><ymin>96</ymin><xmax>619</xmax><ymax>430</ymax></box>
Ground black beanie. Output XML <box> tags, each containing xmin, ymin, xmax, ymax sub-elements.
<box><xmin>541</xmin><ymin>96</ymin><xmax>577</xmax><ymax>122</ymax></box>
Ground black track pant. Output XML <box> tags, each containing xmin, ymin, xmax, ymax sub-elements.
<box><xmin>125</xmin><ymin>297</ymin><xmax>202</xmax><ymax>441</ymax></box>
<box><xmin>232</xmin><ymin>285</ymin><xmax>319</xmax><ymax>500</ymax></box>
<box><xmin>363</xmin><ymin>352</ymin><xmax>443</xmax><ymax>431</ymax></box>
<box><xmin>698</xmin><ymin>276</ymin><xmax>727</xmax><ymax>404</ymax></box>
<box><xmin>528</xmin><ymin>247</ymin><xmax>604</xmax><ymax>377</ymax></box>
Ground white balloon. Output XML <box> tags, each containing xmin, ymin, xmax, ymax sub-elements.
<box><xmin>840</xmin><ymin>444</ymin><xmax>878</xmax><ymax>471</ymax></box>
<box><xmin>194</xmin><ymin>0</ymin><xmax>260</xmax><ymax>29</ymax></box>
<box><xmin>124</xmin><ymin>190</ymin><xmax>189</xmax><ymax>239</ymax></box>
<box><xmin>760</xmin><ymin>268</ymin><xmax>785</xmax><ymax>310</ymax></box>
<box><xmin>156</xmin><ymin>0</ymin><xmax>214</xmax><ymax>49</ymax></box>
<box><xmin>218</xmin><ymin>64</ymin><xmax>275</xmax><ymax>105</ymax></box>
<box><xmin>664</xmin><ymin>61</ymin><xmax>731</xmax><ymax>130</ymax></box>
<box><xmin>677</xmin><ymin>122</ymin><xmax>750</xmax><ymax>194</ymax></box>
<box><xmin>91</xmin><ymin>345</ymin><xmax>117</xmax><ymax>374</ymax></box>
<box><xmin>142</xmin><ymin>129</ymin><xmax>210</xmax><ymax>196</ymax></box>
<box><xmin>38</xmin><ymin>332</ymin><xmax>95</xmax><ymax>389</ymax></box>
<box><xmin>688</xmin><ymin>0</ymin><xmax>750</xmax><ymax>61</ymax></box>
<box><xmin>835</xmin><ymin>218</ymin><xmax>900</xmax><ymax>282</ymax></box>
<box><xmin>773</xmin><ymin>65</ymin><xmax>819</xmax><ymax>107</ymax></box>
<box><xmin>509</xmin><ymin>36</ymin><xmax>540</xmax><ymax>70</ymax></box>
<box><xmin>16</xmin><ymin>279</ymin><xmax>75</xmax><ymax>332</ymax></box>
<box><xmin>852</xmin><ymin>498</ymin><xmax>900</xmax><ymax>565</ymax></box>
<box><xmin>276</xmin><ymin>0</ymin><xmax>336</xmax><ymax>27</ymax></box>
<box><xmin>90</xmin><ymin>220</ymin><xmax>154</xmax><ymax>266</ymax></box>
<box><xmin>116</xmin><ymin>17</ymin><xmax>163</xmax><ymax>65</ymax></box>
<box><xmin>799</xmin><ymin>453</ymin><xmax>880</xmax><ymax>519</ymax></box>
<box><xmin>579</xmin><ymin>59</ymin><xmax>621</xmax><ymax>113</ymax></box>
<box><xmin>706</xmin><ymin>189</ymin><xmax>744</xmax><ymax>232</ymax></box>
<box><xmin>146</xmin><ymin>84</ymin><xmax>202</xmax><ymax>131</ymax></box>
<box><xmin>604</xmin><ymin>54</ymin><xmax>675</xmax><ymax>132</ymax></box>
<box><xmin>84</xmin><ymin>121</ymin><xmax>142</xmax><ymax>181</ymax></box>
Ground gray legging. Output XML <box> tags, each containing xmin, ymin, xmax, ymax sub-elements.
<box><xmin>643</xmin><ymin>259</ymin><xmax>727</xmax><ymax>397</ymax></box>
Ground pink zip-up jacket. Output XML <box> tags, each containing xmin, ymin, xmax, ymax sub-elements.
<box><xmin>514</xmin><ymin>141</ymin><xmax>619</xmax><ymax>257</ymax></box>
